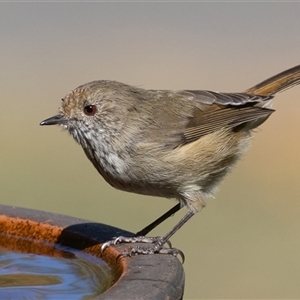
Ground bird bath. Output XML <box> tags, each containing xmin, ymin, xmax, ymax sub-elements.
<box><xmin>0</xmin><ymin>205</ymin><xmax>185</xmax><ymax>299</ymax></box>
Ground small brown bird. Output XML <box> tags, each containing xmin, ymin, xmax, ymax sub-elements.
<box><xmin>41</xmin><ymin>65</ymin><xmax>300</xmax><ymax>257</ymax></box>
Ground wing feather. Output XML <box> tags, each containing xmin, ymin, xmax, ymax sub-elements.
<box><xmin>176</xmin><ymin>90</ymin><xmax>274</xmax><ymax>145</ymax></box>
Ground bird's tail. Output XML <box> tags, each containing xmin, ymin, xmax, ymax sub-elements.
<box><xmin>245</xmin><ymin>65</ymin><xmax>300</xmax><ymax>96</ymax></box>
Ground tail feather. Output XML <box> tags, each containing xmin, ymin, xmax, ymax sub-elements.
<box><xmin>245</xmin><ymin>65</ymin><xmax>300</xmax><ymax>96</ymax></box>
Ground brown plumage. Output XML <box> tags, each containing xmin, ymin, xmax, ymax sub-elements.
<box><xmin>41</xmin><ymin>65</ymin><xmax>300</xmax><ymax>257</ymax></box>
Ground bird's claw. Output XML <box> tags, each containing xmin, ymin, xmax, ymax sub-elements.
<box><xmin>123</xmin><ymin>245</ymin><xmax>185</xmax><ymax>263</ymax></box>
<box><xmin>100</xmin><ymin>235</ymin><xmax>184</xmax><ymax>263</ymax></box>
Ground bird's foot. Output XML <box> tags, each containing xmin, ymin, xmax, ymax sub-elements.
<box><xmin>101</xmin><ymin>235</ymin><xmax>184</xmax><ymax>262</ymax></box>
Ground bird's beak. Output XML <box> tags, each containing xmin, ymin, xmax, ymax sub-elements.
<box><xmin>40</xmin><ymin>114</ymin><xmax>68</xmax><ymax>126</ymax></box>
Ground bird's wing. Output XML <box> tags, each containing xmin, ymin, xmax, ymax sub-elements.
<box><xmin>176</xmin><ymin>90</ymin><xmax>274</xmax><ymax>145</ymax></box>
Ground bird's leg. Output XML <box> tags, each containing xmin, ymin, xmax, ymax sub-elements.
<box><xmin>101</xmin><ymin>209</ymin><xmax>196</xmax><ymax>261</ymax></box>
<box><xmin>135</xmin><ymin>203</ymin><xmax>182</xmax><ymax>236</ymax></box>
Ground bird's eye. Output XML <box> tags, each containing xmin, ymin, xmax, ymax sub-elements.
<box><xmin>83</xmin><ymin>105</ymin><xmax>97</xmax><ymax>116</ymax></box>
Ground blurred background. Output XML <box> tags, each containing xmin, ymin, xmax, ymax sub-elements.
<box><xmin>1</xmin><ymin>2</ymin><xmax>300</xmax><ymax>299</ymax></box>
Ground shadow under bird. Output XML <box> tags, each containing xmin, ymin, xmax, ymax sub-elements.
<box><xmin>41</xmin><ymin>65</ymin><xmax>300</xmax><ymax>258</ymax></box>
